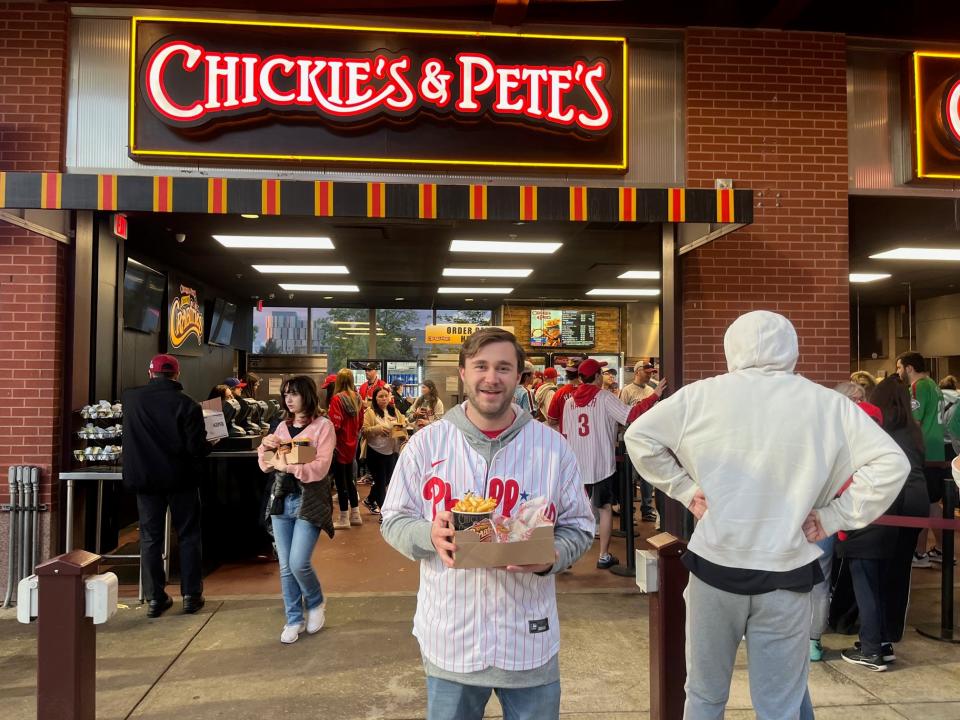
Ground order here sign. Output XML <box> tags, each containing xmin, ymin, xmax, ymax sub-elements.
<box><xmin>426</xmin><ymin>325</ymin><xmax>515</xmax><ymax>344</ymax></box>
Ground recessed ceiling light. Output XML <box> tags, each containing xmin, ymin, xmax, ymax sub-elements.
<box><xmin>850</xmin><ymin>273</ymin><xmax>892</xmax><ymax>283</ymax></box>
<box><xmin>279</xmin><ymin>283</ymin><xmax>359</xmax><ymax>292</ymax></box>
<box><xmin>443</xmin><ymin>268</ymin><xmax>533</xmax><ymax>278</ymax></box>
<box><xmin>437</xmin><ymin>287</ymin><xmax>513</xmax><ymax>294</ymax></box>
<box><xmin>450</xmin><ymin>240</ymin><xmax>562</xmax><ymax>254</ymax></box>
<box><xmin>869</xmin><ymin>248</ymin><xmax>960</xmax><ymax>261</ymax></box>
<box><xmin>465</xmin><ymin>298</ymin><xmax>474</xmax><ymax>302</ymax></box>
<box><xmin>240</xmin><ymin>213</ymin><xmax>259</xmax><ymax>220</ymax></box>
<box><xmin>586</xmin><ymin>288</ymin><xmax>661</xmax><ymax>296</ymax></box>
<box><xmin>214</xmin><ymin>235</ymin><xmax>334</xmax><ymax>249</ymax></box>
<box><xmin>253</xmin><ymin>265</ymin><xmax>349</xmax><ymax>274</ymax></box>
<box><xmin>332</xmin><ymin>321</ymin><xmax>370</xmax><ymax>325</ymax></box>
<box><xmin>323</xmin><ymin>296</ymin><xmax>333</xmax><ymax>299</ymax></box>
<box><xmin>618</xmin><ymin>270</ymin><xmax>661</xmax><ymax>280</ymax></box>
<box><xmin>394</xmin><ymin>297</ymin><xmax>405</xmax><ymax>301</ymax></box>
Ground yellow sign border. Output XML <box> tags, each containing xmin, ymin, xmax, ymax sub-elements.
<box><xmin>129</xmin><ymin>16</ymin><xmax>628</xmax><ymax>171</ymax></box>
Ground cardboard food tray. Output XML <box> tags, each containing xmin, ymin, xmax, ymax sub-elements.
<box><xmin>452</xmin><ymin>525</ymin><xmax>555</xmax><ymax>569</ymax></box>
<box><xmin>262</xmin><ymin>444</ymin><xmax>317</xmax><ymax>465</ymax></box>
<box><xmin>200</xmin><ymin>399</ymin><xmax>229</xmax><ymax>442</ymax></box>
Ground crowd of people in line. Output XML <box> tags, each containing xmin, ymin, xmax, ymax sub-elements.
<box><xmin>120</xmin><ymin>319</ymin><xmax>960</xmax><ymax>719</ymax></box>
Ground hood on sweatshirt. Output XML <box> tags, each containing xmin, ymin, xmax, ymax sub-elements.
<box><xmin>723</xmin><ymin>310</ymin><xmax>798</xmax><ymax>374</ymax></box>
<box><xmin>572</xmin><ymin>383</ymin><xmax>603</xmax><ymax>407</ymax></box>
<box><xmin>442</xmin><ymin>401</ymin><xmax>533</xmax><ymax>466</ymax></box>
<box><xmin>335</xmin><ymin>391</ymin><xmax>359</xmax><ymax>416</ymax></box>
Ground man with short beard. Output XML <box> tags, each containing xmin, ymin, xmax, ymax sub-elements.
<box><xmin>380</xmin><ymin>328</ymin><xmax>594</xmax><ymax>720</ymax></box>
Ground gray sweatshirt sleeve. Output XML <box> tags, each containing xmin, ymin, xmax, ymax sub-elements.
<box><xmin>380</xmin><ymin>515</ymin><xmax>436</xmax><ymax>561</ymax></box>
<box><xmin>545</xmin><ymin>527</ymin><xmax>594</xmax><ymax>575</ymax></box>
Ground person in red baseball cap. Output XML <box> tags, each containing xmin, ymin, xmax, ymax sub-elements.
<box><xmin>534</xmin><ymin>366</ymin><xmax>559</xmax><ymax>421</ymax></box>
<box><xmin>122</xmin><ymin>353</ymin><xmax>215</xmax><ymax>618</ymax></box>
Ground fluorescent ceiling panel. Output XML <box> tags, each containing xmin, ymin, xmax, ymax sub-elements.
<box><xmin>450</xmin><ymin>240</ymin><xmax>562</xmax><ymax>254</ymax></box>
<box><xmin>617</xmin><ymin>270</ymin><xmax>661</xmax><ymax>280</ymax></box>
<box><xmin>253</xmin><ymin>265</ymin><xmax>349</xmax><ymax>274</ymax></box>
<box><xmin>279</xmin><ymin>283</ymin><xmax>359</xmax><ymax>292</ymax></box>
<box><xmin>869</xmin><ymin>248</ymin><xmax>960</xmax><ymax>261</ymax></box>
<box><xmin>442</xmin><ymin>268</ymin><xmax>533</xmax><ymax>278</ymax></box>
<box><xmin>849</xmin><ymin>273</ymin><xmax>892</xmax><ymax>283</ymax></box>
<box><xmin>437</xmin><ymin>287</ymin><xmax>513</xmax><ymax>294</ymax></box>
<box><xmin>213</xmin><ymin>235</ymin><xmax>334</xmax><ymax>249</ymax></box>
<box><xmin>586</xmin><ymin>288</ymin><xmax>661</xmax><ymax>296</ymax></box>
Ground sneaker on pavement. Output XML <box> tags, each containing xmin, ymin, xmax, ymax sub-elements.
<box><xmin>306</xmin><ymin>602</ymin><xmax>326</xmax><ymax>634</ymax></box>
<box><xmin>597</xmin><ymin>554</ymin><xmax>619</xmax><ymax>570</ymax></box>
<box><xmin>362</xmin><ymin>497</ymin><xmax>380</xmax><ymax>514</ymax></box>
<box><xmin>840</xmin><ymin>646</ymin><xmax>887</xmax><ymax>671</ymax></box>
<box><xmin>810</xmin><ymin>639</ymin><xmax>823</xmax><ymax>662</ymax></box>
<box><xmin>855</xmin><ymin>641</ymin><xmax>895</xmax><ymax>663</ymax></box>
<box><xmin>913</xmin><ymin>551</ymin><xmax>932</xmax><ymax>568</ymax></box>
<box><xmin>928</xmin><ymin>547</ymin><xmax>956</xmax><ymax>565</ymax></box>
<box><xmin>641</xmin><ymin>513</ymin><xmax>658</xmax><ymax>523</ymax></box>
<box><xmin>280</xmin><ymin>622</ymin><xmax>306</xmax><ymax>644</ymax></box>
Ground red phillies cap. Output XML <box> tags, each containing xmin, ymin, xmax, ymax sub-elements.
<box><xmin>149</xmin><ymin>354</ymin><xmax>179</xmax><ymax>374</ymax></box>
<box><xmin>322</xmin><ymin>374</ymin><xmax>337</xmax><ymax>388</ymax></box>
<box><xmin>544</xmin><ymin>367</ymin><xmax>558</xmax><ymax>379</ymax></box>
<box><xmin>577</xmin><ymin>358</ymin><xmax>608</xmax><ymax>378</ymax></box>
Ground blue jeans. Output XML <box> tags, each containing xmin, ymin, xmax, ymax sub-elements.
<box><xmin>426</xmin><ymin>677</ymin><xmax>560</xmax><ymax>720</ymax></box>
<box><xmin>271</xmin><ymin>494</ymin><xmax>323</xmax><ymax>626</ymax></box>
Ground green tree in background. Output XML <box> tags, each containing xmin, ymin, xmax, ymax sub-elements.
<box><xmin>435</xmin><ymin>309</ymin><xmax>492</xmax><ymax>326</ymax></box>
<box><xmin>375</xmin><ymin>308</ymin><xmax>420</xmax><ymax>360</ymax></box>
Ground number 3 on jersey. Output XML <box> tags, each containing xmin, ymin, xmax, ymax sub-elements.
<box><xmin>577</xmin><ymin>413</ymin><xmax>590</xmax><ymax>437</ymax></box>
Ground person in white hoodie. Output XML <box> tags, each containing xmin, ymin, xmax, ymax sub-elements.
<box><xmin>624</xmin><ymin>311</ymin><xmax>909</xmax><ymax>720</ymax></box>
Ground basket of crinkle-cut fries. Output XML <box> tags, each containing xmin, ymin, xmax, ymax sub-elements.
<box><xmin>451</xmin><ymin>492</ymin><xmax>498</xmax><ymax>530</ymax></box>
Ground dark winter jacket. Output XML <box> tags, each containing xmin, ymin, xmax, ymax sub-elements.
<box><xmin>121</xmin><ymin>377</ymin><xmax>212</xmax><ymax>494</ymax></box>
<box><xmin>836</xmin><ymin>426</ymin><xmax>928</xmax><ymax>560</ymax></box>
<box><xmin>266</xmin><ymin>472</ymin><xmax>335</xmax><ymax>538</ymax></box>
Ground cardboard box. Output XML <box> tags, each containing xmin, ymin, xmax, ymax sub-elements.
<box><xmin>262</xmin><ymin>442</ymin><xmax>317</xmax><ymax>466</ymax></box>
<box><xmin>452</xmin><ymin>525</ymin><xmax>555</xmax><ymax>569</ymax></box>
<box><xmin>200</xmin><ymin>399</ymin><xmax>228</xmax><ymax>442</ymax></box>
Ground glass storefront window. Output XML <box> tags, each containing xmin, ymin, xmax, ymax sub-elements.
<box><xmin>435</xmin><ymin>309</ymin><xmax>493</xmax><ymax>325</ymax></box>
<box><xmin>376</xmin><ymin>308</ymin><xmax>433</xmax><ymax>362</ymax></box>
<box><xmin>312</xmin><ymin>308</ymin><xmax>372</xmax><ymax>372</ymax></box>
<box><xmin>253</xmin><ymin>307</ymin><xmax>307</xmax><ymax>354</ymax></box>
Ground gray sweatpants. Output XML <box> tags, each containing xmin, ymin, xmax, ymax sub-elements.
<box><xmin>684</xmin><ymin>574</ymin><xmax>811</xmax><ymax>720</ymax></box>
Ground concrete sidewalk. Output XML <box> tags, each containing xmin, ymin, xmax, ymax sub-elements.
<box><xmin>3</xmin><ymin>587</ymin><xmax>960</xmax><ymax>719</ymax></box>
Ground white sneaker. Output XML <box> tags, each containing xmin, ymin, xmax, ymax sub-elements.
<box><xmin>280</xmin><ymin>622</ymin><xmax>305</xmax><ymax>644</ymax></box>
<box><xmin>306</xmin><ymin>602</ymin><xmax>326</xmax><ymax>634</ymax></box>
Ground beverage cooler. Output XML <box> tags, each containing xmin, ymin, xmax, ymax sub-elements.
<box><xmin>385</xmin><ymin>360</ymin><xmax>421</xmax><ymax>400</ymax></box>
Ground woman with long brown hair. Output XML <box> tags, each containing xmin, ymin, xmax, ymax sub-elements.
<box><xmin>407</xmin><ymin>379</ymin><xmax>445</xmax><ymax>429</ymax></box>
<box><xmin>257</xmin><ymin>375</ymin><xmax>335</xmax><ymax>644</ymax></box>
<box><xmin>361</xmin><ymin>385</ymin><xmax>405</xmax><ymax>517</ymax></box>
<box><xmin>836</xmin><ymin>375</ymin><xmax>927</xmax><ymax>671</ymax></box>
<box><xmin>327</xmin><ymin>368</ymin><xmax>364</xmax><ymax>529</ymax></box>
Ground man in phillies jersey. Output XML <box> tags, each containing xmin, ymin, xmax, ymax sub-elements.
<box><xmin>381</xmin><ymin>328</ymin><xmax>594</xmax><ymax>720</ymax></box>
<box><xmin>560</xmin><ymin>358</ymin><xmax>664</xmax><ymax>569</ymax></box>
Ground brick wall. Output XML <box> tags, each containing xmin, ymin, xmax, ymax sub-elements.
<box><xmin>683</xmin><ymin>29</ymin><xmax>849</xmax><ymax>385</ymax></box>
<box><xmin>0</xmin><ymin>226</ymin><xmax>66</xmax><ymax>508</ymax></box>
<box><xmin>0</xmin><ymin>1</ymin><xmax>69</xmax><ymax>171</ymax></box>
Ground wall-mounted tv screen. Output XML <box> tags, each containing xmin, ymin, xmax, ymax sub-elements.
<box><xmin>530</xmin><ymin>309</ymin><xmax>595</xmax><ymax>348</ymax></box>
<box><xmin>123</xmin><ymin>259</ymin><xmax>165</xmax><ymax>333</ymax></box>
<box><xmin>208</xmin><ymin>298</ymin><xmax>237</xmax><ymax>346</ymax></box>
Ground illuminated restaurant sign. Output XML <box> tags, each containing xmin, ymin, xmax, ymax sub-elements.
<box><xmin>167</xmin><ymin>278</ymin><xmax>204</xmax><ymax>355</ymax></box>
<box><xmin>130</xmin><ymin>18</ymin><xmax>626</xmax><ymax>170</ymax></box>
<box><xmin>912</xmin><ymin>51</ymin><xmax>960</xmax><ymax>180</ymax></box>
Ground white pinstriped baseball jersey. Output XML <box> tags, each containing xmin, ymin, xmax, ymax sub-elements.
<box><xmin>561</xmin><ymin>388</ymin><xmax>630</xmax><ymax>485</ymax></box>
<box><xmin>382</xmin><ymin>407</ymin><xmax>593</xmax><ymax>674</ymax></box>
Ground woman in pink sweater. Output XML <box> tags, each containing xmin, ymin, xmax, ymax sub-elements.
<box><xmin>257</xmin><ymin>375</ymin><xmax>335</xmax><ymax>644</ymax></box>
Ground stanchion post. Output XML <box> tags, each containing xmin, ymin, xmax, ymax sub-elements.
<box><xmin>35</xmin><ymin>550</ymin><xmax>101</xmax><ymax>720</ymax></box>
<box><xmin>611</xmin><ymin>454</ymin><xmax>637</xmax><ymax>577</ymax></box>
<box><xmin>942</xmin><ymin>478</ymin><xmax>955</xmax><ymax>635</ymax></box>
<box><xmin>647</xmin><ymin>532</ymin><xmax>688</xmax><ymax>720</ymax></box>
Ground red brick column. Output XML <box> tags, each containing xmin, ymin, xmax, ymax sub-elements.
<box><xmin>683</xmin><ymin>29</ymin><xmax>849</xmax><ymax>385</ymax></box>
<box><xmin>0</xmin><ymin>2</ymin><xmax>69</xmax><ymax>585</ymax></box>
<box><xmin>0</xmin><ymin>1</ymin><xmax>69</xmax><ymax>170</ymax></box>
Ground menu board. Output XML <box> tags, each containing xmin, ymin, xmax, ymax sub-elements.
<box><xmin>530</xmin><ymin>309</ymin><xmax>595</xmax><ymax>348</ymax></box>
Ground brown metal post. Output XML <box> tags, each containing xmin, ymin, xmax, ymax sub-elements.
<box><xmin>648</xmin><ymin>532</ymin><xmax>688</xmax><ymax>720</ymax></box>
<box><xmin>35</xmin><ymin>550</ymin><xmax>101</xmax><ymax>720</ymax></box>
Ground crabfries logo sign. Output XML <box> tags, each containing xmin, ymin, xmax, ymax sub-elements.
<box><xmin>130</xmin><ymin>18</ymin><xmax>626</xmax><ymax>170</ymax></box>
<box><xmin>167</xmin><ymin>279</ymin><xmax>203</xmax><ymax>355</ymax></box>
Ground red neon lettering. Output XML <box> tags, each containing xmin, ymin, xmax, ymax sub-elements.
<box><xmin>141</xmin><ymin>43</ymin><xmax>614</xmax><ymax>133</ymax></box>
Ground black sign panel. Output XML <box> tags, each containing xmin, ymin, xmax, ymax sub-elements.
<box><xmin>913</xmin><ymin>51</ymin><xmax>960</xmax><ymax>180</ymax></box>
<box><xmin>166</xmin><ymin>275</ymin><xmax>204</xmax><ymax>356</ymax></box>
<box><xmin>130</xmin><ymin>18</ymin><xmax>626</xmax><ymax>170</ymax></box>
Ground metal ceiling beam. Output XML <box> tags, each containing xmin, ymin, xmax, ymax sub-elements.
<box><xmin>677</xmin><ymin>222</ymin><xmax>746</xmax><ymax>256</ymax></box>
